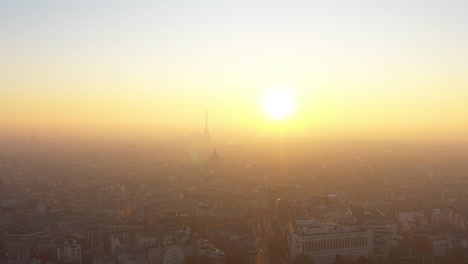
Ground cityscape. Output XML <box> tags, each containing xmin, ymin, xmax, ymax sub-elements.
<box><xmin>2</xmin><ymin>120</ymin><xmax>468</xmax><ymax>264</ymax></box>
<box><xmin>2</xmin><ymin>1</ymin><xmax>468</xmax><ymax>264</ymax></box>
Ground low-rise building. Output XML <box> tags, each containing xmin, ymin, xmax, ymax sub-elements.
<box><xmin>57</xmin><ymin>238</ymin><xmax>82</xmax><ymax>264</ymax></box>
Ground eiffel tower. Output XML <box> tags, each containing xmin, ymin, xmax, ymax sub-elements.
<box><xmin>202</xmin><ymin>110</ymin><xmax>210</xmax><ymax>142</ymax></box>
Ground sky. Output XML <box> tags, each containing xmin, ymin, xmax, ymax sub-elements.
<box><xmin>1</xmin><ymin>0</ymin><xmax>468</xmax><ymax>141</ymax></box>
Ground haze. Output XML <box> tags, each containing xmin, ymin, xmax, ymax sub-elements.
<box><xmin>4</xmin><ymin>2</ymin><xmax>468</xmax><ymax>264</ymax></box>
<box><xmin>1</xmin><ymin>0</ymin><xmax>468</xmax><ymax>142</ymax></box>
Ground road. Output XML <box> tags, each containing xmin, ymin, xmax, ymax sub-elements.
<box><xmin>254</xmin><ymin>217</ymin><xmax>291</xmax><ymax>264</ymax></box>
<box><xmin>254</xmin><ymin>218</ymin><xmax>270</xmax><ymax>264</ymax></box>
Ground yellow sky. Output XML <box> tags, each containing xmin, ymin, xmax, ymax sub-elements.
<box><xmin>1</xmin><ymin>1</ymin><xmax>468</xmax><ymax>142</ymax></box>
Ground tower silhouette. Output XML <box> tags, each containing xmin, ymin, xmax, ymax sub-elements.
<box><xmin>202</xmin><ymin>110</ymin><xmax>210</xmax><ymax>142</ymax></box>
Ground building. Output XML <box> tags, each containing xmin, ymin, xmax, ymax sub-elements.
<box><xmin>57</xmin><ymin>238</ymin><xmax>82</xmax><ymax>264</ymax></box>
<box><xmin>115</xmin><ymin>244</ymin><xmax>148</xmax><ymax>264</ymax></box>
<box><xmin>351</xmin><ymin>209</ymin><xmax>397</xmax><ymax>258</ymax></box>
<box><xmin>196</xmin><ymin>202</ymin><xmax>215</xmax><ymax>217</ymax></box>
<box><xmin>432</xmin><ymin>208</ymin><xmax>442</xmax><ymax>224</ymax></box>
<box><xmin>195</xmin><ymin>241</ymin><xmax>225</xmax><ymax>260</ymax></box>
<box><xmin>288</xmin><ymin>220</ymin><xmax>373</xmax><ymax>264</ymax></box>
<box><xmin>424</xmin><ymin>235</ymin><xmax>452</xmax><ymax>257</ymax></box>
<box><xmin>351</xmin><ymin>209</ymin><xmax>397</xmax><ymax>237</ymax></box>
<box><xmin>163</xmin><ymin>245</ymin><xmax>185</xmax><ymax>264</ymax></box>
<box><xmin>0</xmin><ymin>225</ymin><xmax>43</xmax><ymax>260</ymax></box>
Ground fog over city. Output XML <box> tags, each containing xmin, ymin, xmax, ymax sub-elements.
<box><xmin>2</xmin><ymin>1</ymin><xmax>468</xmax><ymax>264</ymax></box>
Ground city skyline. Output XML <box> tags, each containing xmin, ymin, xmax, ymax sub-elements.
<box><xmin>1</xmin><ymin>0</ymin><xmax>468</xmax><ymax>142</ymax></box>
<box><xmin>3</xmin><ymin>2</ymin><xmax>468</xmax><ymax>264</ymax></box>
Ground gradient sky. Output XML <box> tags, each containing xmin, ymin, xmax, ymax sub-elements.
<box><xmin>1</xmin><ymin>0</ymin><xmax>468</xmax><ymax>141</ymax></box>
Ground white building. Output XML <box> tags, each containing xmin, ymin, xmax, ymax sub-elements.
<box><xmin>57</xmin><ymin>238</ymin><xmax>82</xmax><ymax>264</ymax></box>
<box><xmin>288</xmin><ymin>220</ymin><xmax>373</xmax><ymax>264</ymax></box>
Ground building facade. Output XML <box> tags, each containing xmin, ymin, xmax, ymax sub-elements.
<box><xmin>288</xmin><ymin>220</ymin><xmax>373</xmax><ymax>264</ymax></box>
<box><xmin>57</xmin><ymin>238</ymin><xmax>82</xmax><ymax>264</ymax></box>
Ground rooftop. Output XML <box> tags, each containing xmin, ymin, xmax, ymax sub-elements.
<box><xmin>351</xmin><ymin>209</ymin><xmax>386</xmax><ymax>219</ymax></box>
<box><xmin>289</xmin><ymin>219</ymin><xmax>369</xmax><ymax>236</ymax></box>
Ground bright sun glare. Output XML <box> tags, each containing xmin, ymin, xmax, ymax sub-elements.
<box><xmin>262</xmin><ymin>87</ymin><xmax>296</xmax><ymax>120</ymax></box>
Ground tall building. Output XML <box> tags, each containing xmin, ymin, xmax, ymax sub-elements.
<box><xmin>287</xmin><ymin>220</ymin><xmax>373</xmax><ymax>264</ymax></box>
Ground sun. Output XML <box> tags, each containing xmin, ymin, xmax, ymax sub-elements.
<box><xmin>262</xmin><ymin>87</ymin><xmax>297</xmax><ymax>120</ymax></box>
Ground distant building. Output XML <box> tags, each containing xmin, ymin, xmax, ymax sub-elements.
<box><xmin>36</xmin><ymin>203</ymin><xmax>47</xmax><ymax>216</ymax></box>
<box><xmin>196</xmin><ymin>202</ymin><xmax>215</xmax><ymax>217</ymax></box>
<box><xmin>432</xmin><ymin>208</ymin><xmax>442</xmax><ymax>224</ymax></box>
<box><xmin>115</xmin><ymin>244</ymin><xmax>148</xmax><ymax>264</ymax></box>
<box><xmin>147</xmin><ymin>246</ymin><xmax>163</xmax><ymax>264</ymax></box>
<box><xmin>57</xmin><ymin>238</ymin><xmax>82</xmax><ymax>264</ymax></box>
<box><xmin>163</xmin><ymin>245</ymin><xmax>185</xmax><ymax>264</ymax></box>
<box><xmin>351</xmin><ymin>209</ymin><xmax>397</xmax><ymax>237</ymax></box>
<box><xmin>194</xmin><ymin>241</ymin><xmax>225</xmax><ymax>261</ymax></box>
<box><xmin>0</xmin><ymin>225</ymin><xmax>43</xmax><ymax>259</ymax></box>
<box><xmin>351</xmin><ymin>209</ymin><xmax>397</xmax><ymax>258</ymax></box>
<box><xmin>288</xmin><ymin>220</ymin><xmax>373</xmax><ymax>264</ymax></box>
<box><xmin>327</xmin><ymin>194</ymin><xmax>337</xmax><ymax>206</ymax></box>
<box><xmin>93</xmin><ymin>255</ymin><xmax>115</xmax><ymax>264</ymax></box>
<box><xmin>424</xmin><ymin>235</ymin><xmax>452</xmax><ymax>257</ymax></box>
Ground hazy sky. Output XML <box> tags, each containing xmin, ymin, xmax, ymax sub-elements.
<box><xmin>1</xmin><ymin>0</ymin><xmax>468</xmax><ymax>141</ymax></box>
